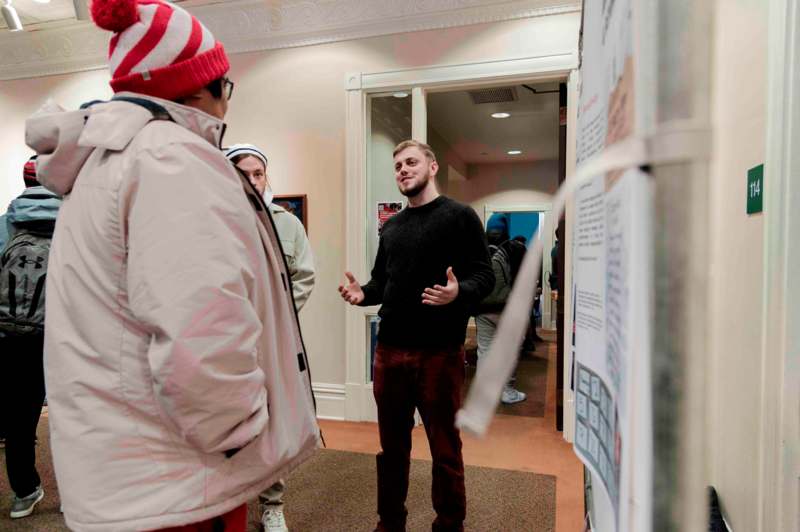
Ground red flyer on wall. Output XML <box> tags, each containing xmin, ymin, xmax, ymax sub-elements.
<box><xmin>377</xmin><ymin>201</ymin><xmax>403</xmax><ymax>236</ymax></box>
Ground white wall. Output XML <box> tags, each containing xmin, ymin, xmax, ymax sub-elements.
<box><xmin>706</xmin><ymin>1</ymin><xmax>768</xmax><ymax>529</ymax></box>
<box><xmin>449</xmin><ymin>160</ymin><xmax>559</xmax><ymax>223</ymax></box>
<box><xmin>0</xmin><ymin>12</ymin><xmax>581</xmax><ymax>408</ymax></box>
<box><xmin>366</xmin><ymin>98</ymin><xmax>409</xmax><ymax>268</ymax></box>
<box><xmin>427</xmin><ymin>124</ymin><xmax>468</xmax><ymax>196</ymax></box>
<box><xmin>0</xmin><ymin>69</ymin><xmax>113</xmax><ymax>213</ymax></box>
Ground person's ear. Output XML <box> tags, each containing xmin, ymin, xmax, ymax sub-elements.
<box><xmin>182</xmin><ymin>90</ymin><xmax>204</xmax><ymax>102</ymax></box>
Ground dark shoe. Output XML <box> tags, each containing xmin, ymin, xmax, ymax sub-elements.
<box><xmin>432</xmin><ymin>520</ymin><xmax>464</xmax><ymax>532</ymax></box>
<box><xmin>374</xmin><ymin>521</ymin><xmax>406</xmax><ymax>532</ymax></box>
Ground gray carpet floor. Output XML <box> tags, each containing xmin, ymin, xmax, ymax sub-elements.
<box><xmin>0</xmin><ymin>423</ymin><xmax>556</xmax><ymax>532</ymax></box>
<box><xmin>253</xmin><ymin>449</ymin><xmax>556</xmax><ymax>532</ymax></box>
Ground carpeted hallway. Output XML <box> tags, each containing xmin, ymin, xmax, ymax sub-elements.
<box><xmin>0</xmin><ymin>330</ymin><xmax>582</xmax><ymax>531</ymax></box>
<box><xmin>0</xmin><ymin>425</ymin><xmax>556</xmax><ymax>532</ymax></box>
<box><xmin>248</xmin><ymin>450</ymin><xmax>555</xmax><ymax>531</ymax></box>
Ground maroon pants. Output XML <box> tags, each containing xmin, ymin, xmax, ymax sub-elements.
<box><xmin>373</xmin><ymin>343</ymin><xmax>466</xmax><ymax>532</ymax></box>
<box><xmin>149</xmin><ymin>503</ymin><xmax>247</xmax><ymax>532</ymax></box>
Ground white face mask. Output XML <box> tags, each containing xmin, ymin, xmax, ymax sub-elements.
<box><xmin>263</xmin><ymin>186</ymin><xmax>274</xmax><ymax>205</ymax></box>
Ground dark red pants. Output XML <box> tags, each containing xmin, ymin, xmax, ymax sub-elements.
<box><xmin>150</xmin><ymin>503</ymin><xmax>247</xmax><ymax>532</ymax></box>
<box><xmin>373</xmin><ymin>343</ymin><xmax>466</xmax><ymax>532</ymax></box>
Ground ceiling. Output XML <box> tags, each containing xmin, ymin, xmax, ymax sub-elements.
<box><xmin>427</xmin><ymin>82</ymin><xmax>561</xmax><ymax>165</ymax></box>
<box><xmin>0</xmin><ymin>0</ymin><xmax>210</xmax><ymax>29</ymax></box>
<box><xmin>1</xmin><ymin>0</ymin><xmax>76</xmax><ymax>28</ymax></box>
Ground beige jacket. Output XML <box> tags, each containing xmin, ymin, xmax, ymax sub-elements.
<box><xmin>270</xmin><ymin>203</ymin><xmax>314</xmax><ymax>311</ymax></box>
<box><xmin>25</xmin><ymin>94</ymin><xmax>320</xmax><ymax>532</ymax></box>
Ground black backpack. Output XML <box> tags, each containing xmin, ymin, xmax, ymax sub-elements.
<box><xmin>0</xmin><ymin>228</ymin><xmax>53</xmax><ymax>335</ymax></box>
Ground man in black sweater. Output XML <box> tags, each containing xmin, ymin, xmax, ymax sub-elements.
<box><xmin>339</xmin><ymin>140</ymin><xmax>493</xmax><ymax>532</ymax></box>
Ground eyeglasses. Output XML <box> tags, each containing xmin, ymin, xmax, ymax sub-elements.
<box><xmin>223</xmin><ymin>77</ymin><xmax>234</xmax><ymax>100</ymax></box>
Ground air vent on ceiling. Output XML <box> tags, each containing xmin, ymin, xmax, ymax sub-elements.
<box><xmin>468</xmin><ymin>87</ymin><xmax>518</xmax><ymax>105</ymax></box>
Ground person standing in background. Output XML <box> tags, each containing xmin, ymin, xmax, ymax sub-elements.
<box><xmin>0</xmin><ymin>156</ymin><xmax>61</xmax><ymax>519</ymax></box>
<box><xmin>226</xmin><ymin>143</ymin><xmax>315</xmax><ymax>532</ymax></box>
<box><xmin>476</xmin><ymin>213</ymin><xmax>528</xmax><ymax>404</ymax></box>
<box><xmin>339</xmin><ymin>140</ymin><xmax>494</xmax><ymax>532</ymax></box>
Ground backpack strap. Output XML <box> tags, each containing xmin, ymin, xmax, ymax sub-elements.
<box><xmin>111</xmin><ymin>96</ymin><xmax>174</xmax><ymax>122</ymax></box>
<box><xmin>79</xmin><ymin>96</ymin><xmax>174</xmax><ymax>123</ymax></box>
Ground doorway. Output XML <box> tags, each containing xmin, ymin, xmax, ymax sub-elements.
<box><xmin>422</xmin><ymin>80</ymin><xmax>561</xmax><ymax>424</ymax></box>
<box><xmin>343</xmin><ymin>54</ymin><xmax>584</xmax><ymax>531</ymax></box>
<box><xmin>344</xmin><ymin>56</ymin><xmax>579</xmax><ymax>429</ymax></box>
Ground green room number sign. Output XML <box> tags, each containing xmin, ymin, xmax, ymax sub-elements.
<box><xmin>747</xmin><ymin>164</ymin><xmax>763</xmax><ymax>215</ymax></box>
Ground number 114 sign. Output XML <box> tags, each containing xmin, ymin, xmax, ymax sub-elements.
<box><xmin>747</xmin><ymin>164</ymin><xmax>764</xmax><ymax>215</ymax></box>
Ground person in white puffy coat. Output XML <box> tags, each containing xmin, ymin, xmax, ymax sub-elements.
<box><xmin>24</xmin><ymin>1</ymin><xmax>319</xmax><ymax>530</ymax></box>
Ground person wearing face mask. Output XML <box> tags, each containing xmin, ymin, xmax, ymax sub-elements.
<box><xmin>225</xmin><ymin>143</ymin><xmax>315</xmax><ymax>532</ymax></box>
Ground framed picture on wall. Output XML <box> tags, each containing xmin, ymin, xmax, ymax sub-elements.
<box><xmin>273</xmin><ymin>194</ymin><xmax>308</xmax><ymax>232</ymax></box>
<box><xmin>377</xmin><ymin>200</ymin><xmax>404</xmax><ymax>237</ymax></box>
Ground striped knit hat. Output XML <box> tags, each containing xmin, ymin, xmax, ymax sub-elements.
<box><xmin>23</xmin><ymin>156</ymin><xmax>38</xmax><ymax>188</ymax></box>
<box><xmin>91</xmin><ymin>0</ymin><xmax>230</xmax><ymax>101</ymax></box>
<box><xmin>224</xmin><ymin>144</ymin><xmax>268</xmax><ymax>168</ymax></box>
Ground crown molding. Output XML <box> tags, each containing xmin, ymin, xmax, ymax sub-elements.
<box><xmin>0</xmin><ymin>0</ymin><xmax>580</xmax><ymax>81</ymax></box>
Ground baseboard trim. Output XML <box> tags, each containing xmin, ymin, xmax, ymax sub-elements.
<box><xmin>312</xmin><ymin>382</ymin><xmax>346</xmax><ymax>421</ymax></box>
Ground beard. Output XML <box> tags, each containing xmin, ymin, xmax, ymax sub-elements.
<box><xmin>398</xmin><ymin>172</ymin><xmax>430</xmax><ymax>198</ymax></box>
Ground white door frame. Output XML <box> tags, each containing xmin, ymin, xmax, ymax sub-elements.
<box><xmin>484</xmin><ymin>203</ymin><xmax>554</xmax><ymax>330</ymax></box>
<box><xmin>759</xmin><ymin>0</ymin><xmax>799</xmax><ymax>529</ymax></box>
<box><xmin>344</xmin><ymin>52</ymin><xmax>579</xmax><ymax>422</ymax></box>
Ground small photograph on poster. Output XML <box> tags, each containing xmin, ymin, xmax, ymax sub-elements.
<box><xmin>377</xmin><ymin>201</ymin><xmax>403</xmax><ymax>236</ymax></box>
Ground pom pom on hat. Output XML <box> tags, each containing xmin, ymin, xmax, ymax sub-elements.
<box><xmin>91</xmin><ymin>0</ymin><xmax>140</xmax><ymax>33</ymax></box>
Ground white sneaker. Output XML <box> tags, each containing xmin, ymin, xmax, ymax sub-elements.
<box><xmin>10</xmin><ymin>486</ymin><xmax>44</xmax><ymax>519</ymax></box>
<box><xmin>501</xmin><ymin>386</ymin><xmax>527</xmax><ymax>404</ymax></box>
<box><xmin>261</xmin><ymin>506</ymin><xmax>289</xmax><ymax>532</ymax></box>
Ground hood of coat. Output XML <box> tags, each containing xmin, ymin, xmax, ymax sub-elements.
<box><xmin>5</xmin><ymin>186</ymin><xmax>61</xmax><ymax>227</ymax></box>
<box><xmin>25</xmin><ymin>94</ymin><xmax>226</xmax><ymax>196</ymax></box>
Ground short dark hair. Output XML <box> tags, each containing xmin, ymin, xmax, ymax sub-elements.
<box><xmin>393</xmin><ymin>140</ymin><xmax>437</xmax><ymax>162</ymax></box>
<box><xmin>205</xmin><ymin>77</ymin><xmax>225</xmax><ymax>100</ymax></box>
<box><xmin>175</xmin><ymin>77</ymin><xmax>224</xmax><ymax>104</ymax></box>
<box><xmin>230</xmin><ymin>153</ymin><xmax>266</xmax><ymax>171</ymax></box>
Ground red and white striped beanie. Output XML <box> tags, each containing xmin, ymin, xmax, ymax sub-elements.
<box><xmin>91</xmin><ymin>0</ymin><xmax>230</xmax><ymax>100</ymax></box>
<box><xmin>23</xmin><ymin>156</ymin><xmax>38</xmax><ymax>188</ymax></box>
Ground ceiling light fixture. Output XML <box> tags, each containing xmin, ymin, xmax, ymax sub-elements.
<box><xmin>508</xmin><ymin>150</ymin><xmax>522</xmax><ymax>155</ymax></box>
<box><xmin>73</xmin><ymin>0</ymin><xmax>90</xmax><ymax>20</ymax></box>
<box><xmin>1</xmin><ymin>1</ymin><xmax>23</xmax><ymax>31</ymax></box>
<box><xmin>491</xmin><ymin>112</ymin><xmax>511</xmax><ymax>119</ymax></box>
<box><xmin>393</xmin><ymin>92</ymin><xmax>409</xmax><ymax>98</ymax></box>
<box><xmin>32</xmin><ymin>0</ymin><xmax>51</xmax><ymax>4</ymax></box>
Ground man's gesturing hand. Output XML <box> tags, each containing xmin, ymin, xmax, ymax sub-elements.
<box><xmin>421</xmin><ymin>267</ymin><xmax>459</xmax><ymax>306</ymax></box>
<box><xmin>338</xmin><ymin>271</ymin><xmax>365</xmax><ymax>305</ymax></box>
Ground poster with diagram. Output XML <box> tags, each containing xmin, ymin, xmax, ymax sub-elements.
<box><xmin>573</xmin><ymin>169</ymin><xmax>652</xmax><ymax>532</ymax></box>
<box><xmin>573</xmin><ymin>0</ymin><xmax>653</xmax><ymax>531</ymax></box>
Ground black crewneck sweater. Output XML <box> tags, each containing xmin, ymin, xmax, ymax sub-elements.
<box><xmin>360</xmin><ymin>196</ymin><xmax>494</xmax><ymax>348</ymax></box>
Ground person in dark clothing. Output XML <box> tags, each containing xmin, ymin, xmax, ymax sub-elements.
<box><xmin>0</xmin><ymin>156</ymin><xmax>61</xmax><ymax>519</ymax></box>
<box><xmin>339</xmin><ymin>140</ymin><xmax>493</xmax><ymax>532</ymax></box>
<box><xmin>477</xmin><ymin>215</ymin><xmax>528</xmax><ymax>404</ymax></box>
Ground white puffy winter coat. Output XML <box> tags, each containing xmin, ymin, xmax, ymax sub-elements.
<box><xmin>25</xmin><ymin>94</ymin><xmax>320</xmax><ymax>532</ymax></box>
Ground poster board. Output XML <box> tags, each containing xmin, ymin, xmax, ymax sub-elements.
<box><xmin>574</xmin><ymin>0</ymin><xmax>653</xmax><ymax>530</ymax></box>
